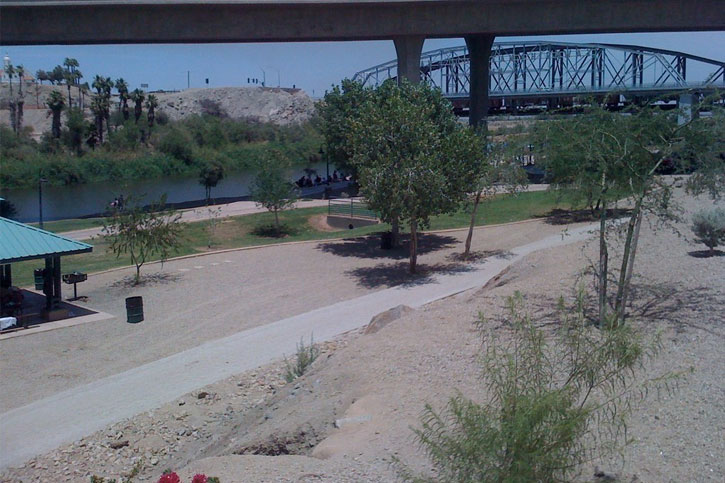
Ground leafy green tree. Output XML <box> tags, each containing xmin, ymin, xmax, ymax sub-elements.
<box><xmin>63</xmin><ymin>107</ymin><xmax>86</xmax><ymax>155</ymax></box>
<box><xmin>317</xmin><ymin>79</ymin><xmax>372</xmax><ymax>178</ymax></box>
<box><xmin>46</xmin><ymin>90</ymin><xmax>66</xmax><ymax>138</ymax></box>
<box><xmin>49</xmin><ymin>65</ymin><xmax>65</xmax><ymax>86</ymax></box>
<box><xmin>537</xmin><ymin>100</ymin><xmax>724</xmax><ymax>327</ymax></box>
<box><xmin>457</xmin><ymin>129</ymin><xmax>528</xmax><ymax>257</ymax></box>
<box><xmin>251</xmin><ymin>150</ymin><xmax>298</xmax><ymax>234</ymax></box>
<box><xmin>102</xmin><ymin>196</ymin><xmax>183</xmax><ymax>284</ymax></box>
<box><xmin>35</xmin><ymin>69</ymin><xmax>49</xmax><ymax>85</ymax></box>
<box><xmin>349</xmin><ymin>80</ymin><xmax>473</xmax><ymax>273</ymax></box>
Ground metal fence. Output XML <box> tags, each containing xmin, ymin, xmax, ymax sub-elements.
<box><xmin>328</xmin><ymin>198</ymin><xmax>378</xmax><ymax>220</ymax></box>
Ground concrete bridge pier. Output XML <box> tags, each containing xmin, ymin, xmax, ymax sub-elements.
<box><xmin>465</xmin><ymin>34</ymin><xmax>496</xmax><ymax>127</ymax></box>
<box><xmin>394</xmin><ymin>36</ymin><xmax>425</xmax><ymax>83</ymax></box>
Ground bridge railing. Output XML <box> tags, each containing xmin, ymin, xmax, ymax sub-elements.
<box><xmin>328</xmin><ymin>198</ymin><xmax>378</xmax><ymax>220</ymax></box>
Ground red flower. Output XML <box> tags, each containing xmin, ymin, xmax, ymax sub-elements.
<box><xmin>158</xmin><ymin>472</ymin><xmax>181</xmax><ymax>483</ymax></box>
<box><xmin>192</xmin><ymin>475</ymin><xmax>208</xmax><ymax>483</ymax></box>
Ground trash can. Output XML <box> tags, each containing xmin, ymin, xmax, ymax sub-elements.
<box><xmin>33</xmin><ymin>269</ymin><xmax>45</xmax><ymax>290</ymax></box>
<box><xmin>125</xmin><ymin>296</ymin><xmax>144</xmax><ymax>324</ymax></box>
<box><xmin>380</xmin><ymin>231</ymin><xmax>393</xmax><ymax>250</ymax></box>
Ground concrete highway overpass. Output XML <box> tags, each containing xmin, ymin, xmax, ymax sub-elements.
<box><xmin>2</xmin><ymin>0</ymin><xmax>724</xmax><ymax>123</ymax></box>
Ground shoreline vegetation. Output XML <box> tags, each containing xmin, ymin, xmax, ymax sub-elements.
<box><xmin>0</xmin><ymin>114</ymin><xmax>323</xmax><ymax>190</ymax></box>
<box><xmin>11</xmin><ymin>190</ymin><xmax>576</xmax><ymax>287</ymax></box>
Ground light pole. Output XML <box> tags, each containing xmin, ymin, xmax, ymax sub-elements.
<box><xmin>38</xmin><ymin>176</ymin><xmax>47</xmax><ymax>229</ymax></box>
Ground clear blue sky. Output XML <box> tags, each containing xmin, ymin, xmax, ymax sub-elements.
<box><xmin>4</xmin><ymin>31</ymin><xmax>724</xmax><ymax>97</ymax></box>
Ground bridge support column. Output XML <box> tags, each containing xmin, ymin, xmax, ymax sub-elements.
<box><xmin>678</xmin><ymin>93</ymin><xmax>697</xmax><ymax>125</ymax></box>
<box><xmin>394</xmin><ymin>36</ymin><xmax>425</xmax><ymax>84</ymax></box>
<box><xmin>465</xmin><ymin>34</ymin><xmax>495</xmax><ymax>127</ymax></box>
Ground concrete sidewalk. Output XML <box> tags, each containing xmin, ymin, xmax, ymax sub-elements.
<box><xmin>0</xmin><ymin>221</ymin><xmax>594</xmax><ymax>470</ymax></box>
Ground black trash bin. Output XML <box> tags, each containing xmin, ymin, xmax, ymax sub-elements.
<box><xmin>380</xmin><ymin>231</ymin><xmax>393</xmax><ymax>250</ymax></box>
<box><xmin>125</xmin><ymin>296</ymin><xmax>144</xmax><ymax>324</ymax></box>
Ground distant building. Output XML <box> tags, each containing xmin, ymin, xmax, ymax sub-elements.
<box><xmin>1</xmin><ymin>54</ymin><xmax>35</xmax><ymax>84</ymax></box>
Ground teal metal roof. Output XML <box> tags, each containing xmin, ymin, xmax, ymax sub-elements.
<box><xmin>0</xmin><ymin>217</ymin><xmax>93</xmax><ymax>264</ymax></box>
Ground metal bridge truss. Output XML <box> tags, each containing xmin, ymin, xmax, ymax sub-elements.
<box><xmin>353</xmin><ymin>41</ymin><xmax>725</xmax><ymax>106</ymax></box>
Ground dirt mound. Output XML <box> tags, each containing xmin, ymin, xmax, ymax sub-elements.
<box><xmin>155</xmin><ymin>87</ymin><xmax>315</xmax><ymax>125</ymax></box>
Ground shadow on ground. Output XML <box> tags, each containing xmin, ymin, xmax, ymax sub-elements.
<box><xmin>109</xmin><ymin>271</ymin><xmax>182</xmax><ymax>290</ymax></box>
<box><xmin>346</xmin><ymin>261</ymin><xmax>472</xmax><ymax>289</ymax></box>
<box><xmin>688</xmin><ymin>249</ymin><xmax>725</xmax><ymax>258</ymax></box>
<box><xmin>317</xmin><ymin>233</ymin><xmax>458</xmax><ymax>260</ymax></box>
<box><xmin>447</xmin><ymin>249</ymin><xmax>516</xmax><ymax>263</ymax></box>
<box><xmin>542</xmin><ymin>208</ymin><xmax>632</xmax><ymax>225</ymax></box>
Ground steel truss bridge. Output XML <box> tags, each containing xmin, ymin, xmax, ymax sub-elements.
<box><xmin>353</xmin><ymin>41</ymin><xmax>725</xmax><ymax>112</ymax></box>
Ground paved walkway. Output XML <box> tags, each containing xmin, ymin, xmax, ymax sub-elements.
<box><xmin>60</xmin><ymin>199</ymin><xmax>331</xmax><ymax>241</ymax></box>
<box><xmin>0</xmin><ymin>221</ymin><xmax>595</xmax><ymax>470</ymax></box>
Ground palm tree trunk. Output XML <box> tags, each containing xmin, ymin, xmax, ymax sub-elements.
<box><xmin>409</xmin><ymin>219</ymin><xmax>418</xmax><ymax>274</ymax></box>
<box><xmin>464</xmin><ymin>191</ymin><xmax>483</xmax><ymax>257</ymax></box>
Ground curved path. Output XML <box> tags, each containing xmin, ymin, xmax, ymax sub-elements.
<box><xmin>0</xmin><ymin>221</ymin><xmax>598</xmax><ymax>469</ymax></box>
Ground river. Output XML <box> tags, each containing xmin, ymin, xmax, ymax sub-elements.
<box><xmin>1</xmin><ymin>162</ymin><xmax>336</xmax><ymax>222</ymax></box>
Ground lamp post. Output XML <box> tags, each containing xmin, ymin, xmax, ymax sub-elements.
<box><xmin>38</xmin><ymin>176</ymin><xmax>48</xmax><ymax>229</ymax></box>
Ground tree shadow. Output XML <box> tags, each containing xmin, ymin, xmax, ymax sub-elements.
<box><xmin>541</xmin><ymin>208</ymin><xmax>632</xmax><ymax>225</ymax></box>
<box><xmin>110</xmin><ymin>271</ymin><xmax>182</xmax><ymax>289</ymax></box>
<box><xmin>251</xmin><ymin>223</ymin><xmax>298</xmax><ymax>238</ymax></box>
<box><xmin>346</xmin><ymin>262</ymin><xmax>473</xmax><ymax>289</ymax></box>
<box><xmin>317</xmin><ymin>233</ymin><xmax>458</xmax><ymax>260</ymax></box>
<box><xmin>688</xmin><ymin>249</ymin><xmax>725</xmax><ymax>258</ymax></box>
<box><xmin>448</xmin><ymin>249</ymin><xmax>516</xmax><ymax>263</ymax></box>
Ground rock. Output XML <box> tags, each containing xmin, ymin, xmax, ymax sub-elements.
<box><xmin>197</xmin><ymin>391</ymin><xmax>209</xmax><ymax>399</ymax></box>
<box><xmin>364</xmin><ymin>305</ymin><xmax>414</xmax><ymax>335</ymax></box>
<box><xmin>334</xmin><ymin>415</ymin><xmax>372</xmax><ymax>428</ymax></box>
<box><xmin>109</xmin><ymin>440</ymin><xmax>129</xmax><ymax>450</ymax></box>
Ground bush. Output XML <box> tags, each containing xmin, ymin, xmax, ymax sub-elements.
<box><xmin>691</xmin><ymin>207</ymin><xmax>725</xmax><ymax>255</ymax></box>
<box><xmin>158</xmin><ymin>128</ymin><xmax>194</xmax><ymax>164</ymax></box>
<box><xmin>406</xmin><ymin>291</ymin><xmax>675</xmax><ymax>483</ymax></box>
<box><xmin>284</xmin><ymin>335</ymin><xmax>320</xmax><ymax>382</ymax></box>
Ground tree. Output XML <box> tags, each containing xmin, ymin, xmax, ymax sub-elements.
<box><xmin>36</xmin><ymin>69</ymin><xmax>49</xmax><ymax>85</ymax></box>
<box><xmin>131</xmin><ymin>88</ymin><xmax>145</xmax><ymax>123</ymax></box>
<box><xmin>317</xmin><ymin>79</ymin><xmax>372</xmax><ymax>178</ymax></box>
<box><xmin>90</xmin><ymin>94</ymin><xmax>108</xmax><ymax>144</ymax></box>
<box><xmin>198</xmin><ymin>161</ymin><xmax>225</xmax><ymax>203</ymax></box>
<box><xmin>46</xmin><ymin>90</ymin><xmax>66</xmax><ymax>138</ymax></box>
<box><xmin>349</xmin><ymin>79</ymin><xmax>474</xmax><ymax>273</ymax></box>
<box><xmin>102</xmin><ymin>196</ymin><xmax>183</xmax><ymax>284</ymax></box>
<box><xmin>146</xmin><ymin>94</ymin><xmax>158</xmax><ymax>129</ymax></box>
<box><xmin>537</xmin><ymin>100</ymin><xmax>723</xmax><ymax>327</ymax></box>
<box><xmin>115</xmin><ymin>78</ymin><xmax>130</xmax><ymax>121</ymax></box>
<box><xmin>49</xmin><ymin>65</ymin><xmax>65</xmax><ymax>86</ymax></box>
<box><xmin>63</xmin><ymin>107</ymin><xmax>86</xmax><ymax>155</ymax></box>
<box><xmin>457</xmin><ymin>129</ymin><xmax>528</xmax><ymax>257</ymax></box>
<box><xmin>92</xmin><ymin>75</ymin><xmax>113</xmax><ymax>138</ymax></box>
<box><xmin>691</xmin><ymin>207</ymin><xmax>725</xmax><ymax>256</ymax></box>
<box><xmin>5</xmin><ymin>64</ymin><xmax>15</xmax><ymax>97</ymax></box>
<box><xmin>13</xmin><ymin>65</ymin><xmax>25</xmax><ymax>134</ymax></box>
<box><xmin>251</xmin><ymin>150</ymin><xmax>298</xmax><ymax>235</ymax></box>
<box><xmin>16</xmin><ymin>65</ymin><xmax>25</xmax><ymax>97</ymax></box>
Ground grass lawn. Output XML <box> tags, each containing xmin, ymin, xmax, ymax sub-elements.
<box><xmin>10</xmin><ymin>190</ymin><xmax>577</xmax><ymax>287</ymax></box>
<box><xmin>29</xmin><ymin>217</ymin><xmax>106</xmax><ymax>234</ymax></box>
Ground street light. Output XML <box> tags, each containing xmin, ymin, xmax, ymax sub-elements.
<box><xmin>38</xmin><ymin>176</ymin><xmax>48</xmax><ymax>229</ymax></box>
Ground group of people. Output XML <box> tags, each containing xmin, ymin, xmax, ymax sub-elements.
<box><xmin>109</xmin><ymin>194</ymin><xmax>125</xmax><ymax>211</ymax></box>
<box><xmin>295</xmin><ymin>170</ymin><xmax>349</xmax><ymax>189</ymax></box>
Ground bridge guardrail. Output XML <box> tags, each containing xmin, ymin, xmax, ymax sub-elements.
<box><xmin>328</xmin><ymin>198</ymin><xmax>378</xmax><ymax>220</ymax></box>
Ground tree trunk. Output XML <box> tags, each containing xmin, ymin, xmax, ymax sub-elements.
<box><xmin>67</xmin><ymin>85</ymin><xmax>72</xmax><ymax>107</ymax></box>
<box><xmin>614</xmin><ymin>195</ymin><xmax>644</xmax><ymax>324</ymax></box>
<box><xmin>391</xmin><ymin>218</ymin><xmax>400</xmax><ymax>247</ymax></box>
<box><xmin>16</xmin><ymin>99</ymin><xmax>23</xmax><ymax>133</ymax></box>
<box><xmin>464</xmin><ymin>191</ymin><xmax>483</xmax><ymax>257</ymax></box>
<box><xmin>598</xmin><ymin>174</ymin><xmax>609</xmax><ymax>328</ymax></box>
<box><xmin>274</xmin><ymin>209</ymin><xmax>280</xmax><ymax>235</ymax></box>
<box><xmin>409</xmin><ymin>219</ymin><xmax>418</xmax><ymax>274</ymax></box>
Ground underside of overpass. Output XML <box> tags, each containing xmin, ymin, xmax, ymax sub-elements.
<box><xmin>2</xmin><ymin>0</ymin><xmax>723</xmax><ymax>124</ymax></box>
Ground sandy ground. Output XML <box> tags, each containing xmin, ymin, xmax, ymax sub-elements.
<box><xmin>2</xmin><ymin>188</ymin><xmax>722</xmax><ymax>482</ymax></box>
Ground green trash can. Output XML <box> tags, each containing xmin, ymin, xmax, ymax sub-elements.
<box><xmin>34</xmin><ymin>269</ymin><xmax>45</xmax><ymax>290</ymax></box>
<box><xmin>125</xmin><ymin>296</ymin><xmax>144</xmax><ymax>324</ymax></box>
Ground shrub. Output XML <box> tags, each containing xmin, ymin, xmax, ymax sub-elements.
<box><xmin>691</xmin><ymin>207</ymin><xmax>725</xmax><ymax>255</ymax></box>
<box><xmin>284</xmin><ymin>335</ymin><xmax>320</xmax><ymax>383</ymax></box>
<box><xmin>406</xmin><ymin>291</ymin><xmax>676</xmax><ymax>483</ymax></box>
<box><xmin>158</xmin><ymin>128</ymin><xmax>194</xmax><ymax>164</ymax></box>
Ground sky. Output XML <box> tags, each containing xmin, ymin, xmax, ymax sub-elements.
<box><xmin>3</xmin><ymin>31</ymin><xmax>724</xmax><ymax>97</ymax></box>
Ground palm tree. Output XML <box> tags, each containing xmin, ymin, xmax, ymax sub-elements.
<box><xmin>146</xmin><ymin>94</ymin><xmax>158</xmax><ymax>128</ymax></box>
<box><xmin>36</xmin><ymin>69</ymin><xmax>49</xmax><ymax>85</ymax></box>
<box><xmin>16</xmin><ymin>65</ymin><xmax>25</xmax><ymax>96</ymax></box>
<box><xmin>92</xmin><ymin>75</ymin><xmax>113</xmax><ymax>135</ymax></box>
<box><xmin>130</xmin><ymin>88</ymin><xmax>145</xmax><ymax>123</ymax></box>
<box><xmin>63</xmin><ymin>68</ymin><xmax>74</xmax><ymax>107</ymax></box>
<box><xmin>62</xmin><ymin>58</ymin><xmax>79</xmax><ymax>106</ymax></box>
<box><xmin>90</xmin><ymin>94</ymin><xmax>108</xmax><ymax>144</ymax></box>
<box><xmin>115</xmin><ymin>78</ymin><xmax>130</xmax><ymax>121</ymax></box>
<box><xmin>74</xmin><ymin>69</ymin><xmax>84</xmax><ymax>109</ymax></box>
<box><xmin>5</xmin><ymin>64</ymin><xmax>15</xmax><ymax>97</ymax></box>
<box><xmin>14</xmin><ymin>65</ymin><xmax>25</xmax><ymax>133</ymax></box>
<box><xmin>46</xmin><ymin>90</ymin><xmax>66</xmax><ymax>138</ymax></box>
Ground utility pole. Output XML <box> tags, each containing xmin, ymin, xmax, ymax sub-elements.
<box><xmin>38</xmin><ymin>175</ymin><xmax>47</xmax><ymax>229</ymax></box>
<box><xmin>187</xmin><ymin>70</ymin><xmax>190</xmax><ymax>89</ymax></box>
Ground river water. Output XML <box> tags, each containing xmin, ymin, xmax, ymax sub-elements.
<box><xmin>1</xmin><ymin>162</ymin><xmax>334</xmax><ymax>222</ymax></box>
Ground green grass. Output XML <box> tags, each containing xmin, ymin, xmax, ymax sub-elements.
<box><xmin>10</xmin><ymin>190</ymin><xmax>576</xmax><ymax>287</ymax></box>
<box><xmin>29</xmin><ymin>217</ymin><xmax>106</xmax><ymax>234</ymax></box>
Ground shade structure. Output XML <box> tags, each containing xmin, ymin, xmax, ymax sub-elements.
<box><xmin>0</xmin><ymin>217</ymin><xmax>92</xmax><ymax>264</ymax></box>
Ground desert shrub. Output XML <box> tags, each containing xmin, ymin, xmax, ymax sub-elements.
<box><xmin>284</xmin><ymin>335</ymin><xmax>320</xmax><ymax>383</ymax></box>
<box><xmin>199</xmin><ymin>98</ymin><xmax>228</xmax><ymax>118</ymax></box>
<box><xmin>691</xmin><ymin>207</ymin><xmax>725</xmax><ymax>255</ymax></box>
<box><xmin>406</xmin><ymin>291</ymin><xmax>676</xmax><ymax>483</ymax></box>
